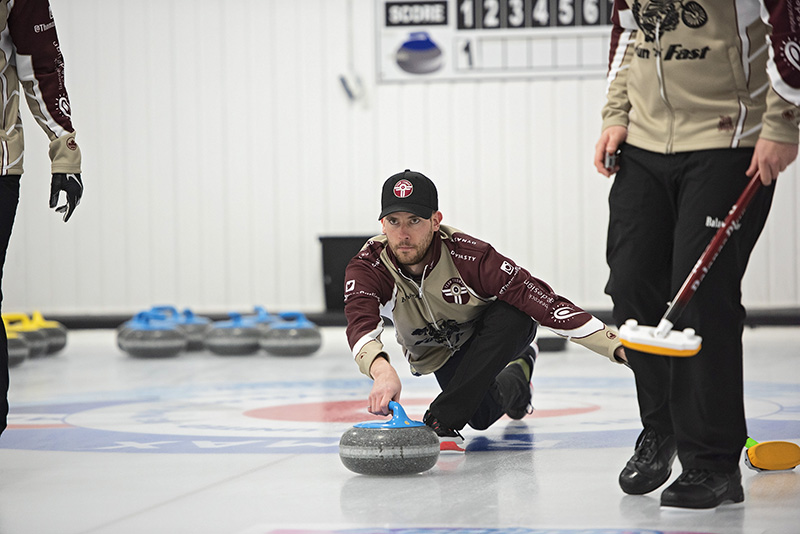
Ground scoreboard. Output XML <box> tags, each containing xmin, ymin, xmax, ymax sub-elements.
<box><xmin>377</xmin><ymin>0</ymin><xmax>615</xmax><ymax>82</ymax></box>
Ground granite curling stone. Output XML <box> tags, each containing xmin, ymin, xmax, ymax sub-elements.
<box><xmin>260</xmin><ymin>311</ymin><xmax>322</xmax><ymax>356</ymax></box>
<box><xmin>395</xmin><ymin>32</ymin><xmax>443</xmax><ymax>74</ymax></box>
<box><xmin>30</xmin><ymin>311</ymin><xmax>68</xmax><ymax>354</ymax></box>
<box><xmin>339</xmin><ymin>401</ymin><xmax>439</xmax><ymax>476</ymax></box>
<box><xmin>118</xmin><ymin>311</ymin><xmax>187</xmax><ymax>358</ymax></box>
<box><xmin>204</xmin><ymin>312</ymin><xmax>261</xmax><ymax>356</ymax></box>
<box><xmin>243</xmin><ymin>306</ymin><xmax>277</xmax><ymax>334</ymax></box>
<box><xmin>3</xmin><ymin>313</ymin><xmax>49</xmax><ymax>358</ymax></box>
<box><xmin>150</xmin><ymin>306</ymin><xmax>211</xmax><ymax>351</ymax></box>
<box><xmin>6</xmin><ymin>330</ymin><xmax>29</xmax><ymax>368</ymax></box>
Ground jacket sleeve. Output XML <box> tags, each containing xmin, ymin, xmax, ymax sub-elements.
<box><xmin>760</xmin><ymin>0</ymin><xmax>800</xmax><ymax>143</ymax></box>
<box><xmin>8</xmin><ymin>0</ymin><xmax>81</xmax><ymax>173</ymax></box>
<box><xmin>462</xmin><ymin>242</ymin><xmax>623</xmax><ymax>363</ymax></box>
<box><xmin>343</xmin><ymin>254</ymin><xmax>395</xmax><ymax>378</ymax></box>
<box><xmin>600</xmin><ymin>0</ymin><xmax>637</xmax><ymax>132</ymax></box>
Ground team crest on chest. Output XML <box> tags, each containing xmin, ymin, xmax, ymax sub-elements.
<box><xmin>442</xmin><ymin>278</ymin><xmax>470</xmax><ymax>304</ymax></box>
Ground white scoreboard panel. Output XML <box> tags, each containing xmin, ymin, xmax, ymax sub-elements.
<box><xmin>377</xmin><ymin>0</ymin><xmax>615</xmax><ymax>82</ymax></box>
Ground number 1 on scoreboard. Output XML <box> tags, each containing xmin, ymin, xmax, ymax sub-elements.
<box><xmin>457</xmin><ymin>38</ymin><xmax>475</xmax><ymax>70</ymax></box>
<box><xmin>458</xmin><ymin>0</ymin><xmax>475</xmax><ymax>29</ymax></box>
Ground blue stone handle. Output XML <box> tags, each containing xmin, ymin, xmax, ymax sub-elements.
<box><xmin>353</xmin><ymin>401</ymin><xmax>426</xmax><ymax>428</ymax></box>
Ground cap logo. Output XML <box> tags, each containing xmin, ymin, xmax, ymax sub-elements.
<box><xmin>393</xmin><ymin>179</ymin><xmax>413</xmax><ymax>198</ymax></box>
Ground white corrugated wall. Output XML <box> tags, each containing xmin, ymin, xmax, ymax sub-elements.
<box><xmin>3</xmin><ymin>0</ymin><xmax>798</xmax><ymax>318</ymax></box>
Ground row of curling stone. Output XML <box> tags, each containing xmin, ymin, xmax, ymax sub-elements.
<box><xmin>116</xmin><ymin>306</ymin><xmax>322</xmax><ymax>358</ymax></box>
<box><xmin>3</xmin><ymin>312</ymin><xmax>68</xmax><ymax>367</ymax></box>
<box><xmin>205</xmin><ymin>309</ymin><xmax>323</xmax><ymax>356</ymax></box>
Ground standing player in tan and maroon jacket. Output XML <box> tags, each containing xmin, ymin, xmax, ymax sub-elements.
<box><xmin>594</xmin><ymin>0</ymin><xmax>800</xmax><ymax>509</ymax></box>
<box><xmin>0</xmin><ymin>0</ymin><xmax>83</xmax><ymax>436</ymax></box>
<box><xmin>344</xmin><ymin>170</ymin><xmax>627</xmax><ymax>440</ymax></box>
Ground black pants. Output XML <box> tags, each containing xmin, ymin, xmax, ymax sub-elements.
<box><xmin>429</xmin><ymin>300</ymin><xmax>537</xmax><ymax>431</ymax></box>
<box><xmin>606</xmin><ymin>145</ymin><xmax>774</xmax><ymax>473</ymax></box>
<box><xmin>0</xmin><ymin>175</ymin><xmax>21</xmax><ymax>435</ymax></box>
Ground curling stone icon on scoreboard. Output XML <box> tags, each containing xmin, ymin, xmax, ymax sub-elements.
<box><xmin>395</xmin><ymin>32</ymin><xmax>443</xmax><ymax>74</ymax></box>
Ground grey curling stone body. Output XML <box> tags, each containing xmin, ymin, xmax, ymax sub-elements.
<box><xmin>16</xmin><ymin>329</ymin><xmax>49</xmax><ymax>358</ymax></box>
<box><xmin>7</xmin><ymin>334</ymin><xmax>29</xmax><ymax>367</ymax></box>
<box><xmin>150</xmin><ymin>306</ymin><xmax>211</xmax><ymax>351</ymax></box>
<box><xmin>118</xmin><ymin>311</ymin><xmax>187</xmax><ymax>358</ymax></box>
<box><xmin>260</xmin><ymin>311</ymin><xmax>322</xmax><ymax>356</ymax></box>
<box><xmin>339</xmin><ymin>401</ymin><xmax>440</xmax><ymax>476</ymax></box>
<box><xmin>204</xmin><ymin>312</ymin><xmax>261</xmax><ymax>356</ymax></box>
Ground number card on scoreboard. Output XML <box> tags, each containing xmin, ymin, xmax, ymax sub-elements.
<box><xmin>377</xmin><ymin>0</ymin><xmax>614</xmax><ymax>82</ymax></box>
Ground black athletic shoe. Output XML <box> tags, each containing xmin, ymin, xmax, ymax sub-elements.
<box><xmin>423</xmin><ymin>410</ymin><xmax>463</xmax><ymax>439</ymax></box>
<box><xmin>619</xmin><ymin>427</ymin><xmax>677</xmax><ymax>495</ymax></box>
<box><xmin>660</xmin><ymin>468</ymin><xmax>744</xmax><ymax>509</ymax></box>
<box><xmin>502</xmin><ymin>343</ymin><xmax>538</xmax><ymax>420</ymax></box>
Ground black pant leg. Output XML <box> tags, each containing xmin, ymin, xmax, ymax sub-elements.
<box><xmin>669</xmin><ymin>149</ymin><xmax>772</xmax><ymax>472</ymax></box>
<box><xmin>430</xmin><ymin>300</ymin><xmax>537</xmax><ymax>431</ymax></box>
<box><xmin>0</xmin><ymin>175</ymin><xmax>22</xmax><ymax>435</ymax></box>
<box><xmin>605</xmin><ymin>145</ymin><xmax>677</xmax><ymax>436</ymax></box>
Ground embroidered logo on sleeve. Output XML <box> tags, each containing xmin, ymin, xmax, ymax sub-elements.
<box><xmin>552</xmin><ymin>306</ymin><xmax>584</xmax><ymax>321</ymax></box>
<box><xmin>500</xmin><ymin>261</ymin><xmax>515</xmax><ymax>275</ymax></box>
<box><xmin>442</xmin><ymin>278</ymin><xmax>470</xmax><ymax>304</ymax></box>
<box><xmin>783</xmin><ymin>40</ymin><xmax>800</xmax><ymax>74</ymax></box>
<box><xmin>345</xmin><ymin>280</ymin><xmax>356</xmax><ymax>293</ymax></box>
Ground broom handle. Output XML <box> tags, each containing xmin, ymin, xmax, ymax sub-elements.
<box><xmin>660</xmin><ymin>173</ymin><xmax>763</xmax><ymax>330</ymax></box>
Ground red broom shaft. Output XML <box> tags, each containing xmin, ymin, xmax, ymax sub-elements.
<box><xmin>662</xmin><ymin>174</ymin><xmax>763</xmax><ymax>325</ymax></box>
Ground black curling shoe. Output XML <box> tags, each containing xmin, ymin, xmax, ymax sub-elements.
<box><xmin>619</xmin><ymin>427</ymin><xmax>677</xmax><ymax>495</ymax></box>
<box><xmin>661</xmin><ymin>468</ymin><xmax>744</xmax><ymax>509</ymax></box>
<box><xmin>502</xmin><ymin>343</ymin><xmax>538</xmax><ymax>420</ymax></box>
<box><xmin>423</xmin><ymin>410</ymin><xmax>463</xmax><ymax>439</ymax></box>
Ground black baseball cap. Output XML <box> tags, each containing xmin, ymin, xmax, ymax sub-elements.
<box><xmin>378</xmin><ymin>169</ymin><xmax>438</xmax><ymax>220</ymax></box>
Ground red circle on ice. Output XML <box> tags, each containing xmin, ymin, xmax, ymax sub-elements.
<box><xmin>243</xmin><ymin>398</ymin><xmax>599</xmax><ymax>423</ymax></box>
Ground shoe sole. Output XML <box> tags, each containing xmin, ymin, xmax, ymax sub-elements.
<box><xmin>660</xmin><ymin>497</ymin><xmax>744</xmax><ymax>511</ymax></box>
<box><xmin>661</xmin><ymin>489</ymin><xmax>744</xmax><ymax>510</ymax></box>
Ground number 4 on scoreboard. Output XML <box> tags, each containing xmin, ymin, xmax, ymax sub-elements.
<box><xmin>533</xmin><ymin>0</ymin><xmax>550</xmax><ymax>26</ymax></box>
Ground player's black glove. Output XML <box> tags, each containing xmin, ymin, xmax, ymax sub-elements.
<box><xmin>49</xmin><ymin>173</ymin><xmax>83</xmax><ymax>222</ymax></box>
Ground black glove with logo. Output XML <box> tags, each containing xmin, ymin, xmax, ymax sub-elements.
<box><xmin>49</xmin><ymin>173</ymin><xmax>83</xmax><ymax>222</ymax></box>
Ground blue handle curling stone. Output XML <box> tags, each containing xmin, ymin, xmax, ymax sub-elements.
<box><xmin>118</xmin><ymin>311</ymin><xmax>187</xmax><ymax>358</ymax></box>
<box><xmin>339</xmin><ymin>400</ymin><xmax>439</xmax><ymax>476</ymax></box>
<box><xmin>204</xmin><ymin>312</ymin><xmax>261</xmax><ymax>356</ymax></box>
<box><xmin>260</xmin><ymin>311</ymin><xmax>322</xmax><ymax>356</ymax></box>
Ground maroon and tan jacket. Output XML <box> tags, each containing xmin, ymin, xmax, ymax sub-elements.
<box><xmin>603</xmin><ymin>0</ymin><xmax>800</xmax><ymax>154</ymax></box>
<box><xmin>0</xmin><ymin>0</ymin><xmax>80</xmax><ymax>176</ymax></box>
<box><xmin>344</xmin><ymin>225</ymin><xmax>623</xmax><ymax>378</ymax></box>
